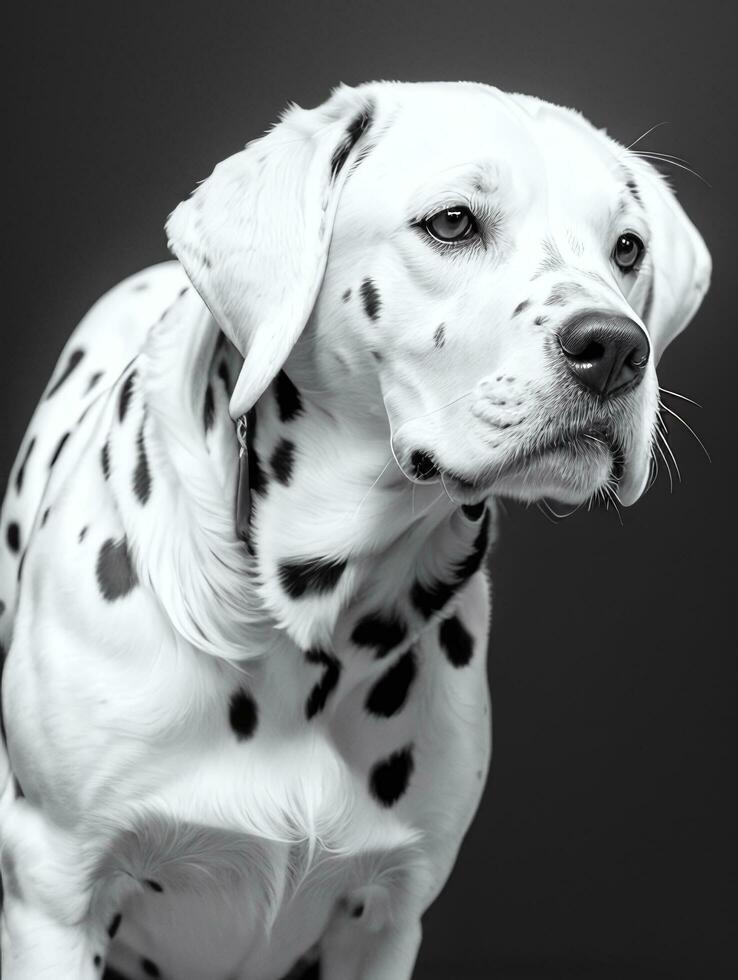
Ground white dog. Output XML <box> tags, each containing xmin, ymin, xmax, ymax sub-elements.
<box><xmin>0</xmin><ymin>81</ymin><xmax>710</xmax><ymax>979</ymax></box>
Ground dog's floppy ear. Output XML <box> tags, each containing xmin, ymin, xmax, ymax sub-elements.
<box><xmin>166</xmin><ymin>85</ymin><xmax>374</xmax><ymax>418</ymax></box>
<box><xmin>630</xmin><ymin>160</ymin><xmax>711</xmax><ymax>361</ymax></box>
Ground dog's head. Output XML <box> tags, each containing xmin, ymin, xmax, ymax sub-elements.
<box><xmin>168</xmin><ymin>82</ymin><xmax>710</xmax><ymax>507</ymax></box>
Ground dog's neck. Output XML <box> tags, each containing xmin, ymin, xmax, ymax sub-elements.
<box><xmin>242</xmin><ymin>322</ymin><xmax>493</xmax><ymax>654</ymax></box>
<box><xmin>138</xmin><ymin>296</ymin><xmax>492</xmax><ymax>660</ymax></box>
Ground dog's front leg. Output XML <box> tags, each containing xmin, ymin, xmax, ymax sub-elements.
<box><xmin>1</xmin><ymin>800</ymin><xmax>105</xmax><ymax>979</ymax></box>
<box><xmin>320</xmin><ymin>892</ymin><xmax>422</xmax><ymax>980</ymax></box>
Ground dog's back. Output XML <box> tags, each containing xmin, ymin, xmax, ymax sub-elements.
<box><xmin>0</xmin><ymin>262</ymin><xmax>186</xmax><ymax>653</ymax></box>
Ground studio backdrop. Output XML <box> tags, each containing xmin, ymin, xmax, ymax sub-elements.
<box><xmin>3</xmin><ymin>2</ymin><xmax>735</xmax><ymax>978</ymax></box>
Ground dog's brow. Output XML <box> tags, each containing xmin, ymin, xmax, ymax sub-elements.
<box><xmin>406</xmin><ymin>163</ymin><xmax>500</xmax><ymax>220</ymax></box>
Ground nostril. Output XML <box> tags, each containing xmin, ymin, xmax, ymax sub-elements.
<box><xmin>629</xmin><ymin>348</ymin><xmax>649</xmax><ymax>369</ymax></box>
<box><xmin>568</xmin><ymin>340</ymin><xmax>605</xmax><ymax>362</ymax></box>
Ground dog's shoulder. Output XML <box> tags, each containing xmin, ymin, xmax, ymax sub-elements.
<box><xmin>0</xmin><ymin>263</ymin><xmax>188</xmax><ymax>640</ymax></box>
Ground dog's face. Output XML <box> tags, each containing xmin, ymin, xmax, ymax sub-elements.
<box><xmin>168</xmin><ymin>82</ymin><xmax>710</xmax><ymax>508</ymax></box>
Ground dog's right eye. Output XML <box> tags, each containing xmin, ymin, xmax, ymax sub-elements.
<box><xmin>422</xmin><ymin>206</ymin><xmax>478</xmax><ymax>244</ymax></box>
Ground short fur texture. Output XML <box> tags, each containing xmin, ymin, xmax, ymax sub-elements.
<box><xmin>0</xmin><ymin>81</ymin><xmax>709</xmax><ymax>979</ymax></box>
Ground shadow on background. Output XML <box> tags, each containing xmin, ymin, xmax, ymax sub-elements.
<box><xmin>4</xmin><ymin>2</ymin><xmax>736</xmax><ymax>977</ymax></box>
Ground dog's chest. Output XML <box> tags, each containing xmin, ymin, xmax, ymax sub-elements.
<box><xmin>102</xmin><ymin>587</ymin><xmax>491</xmax><ymax>980</ymax></box>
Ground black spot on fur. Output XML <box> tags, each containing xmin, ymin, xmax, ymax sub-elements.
<box><xmin>133</xmin><ymin>424</ymin><xmax>151</xmax><ymax>505</ymax></box>
<box><xmin>46</xmin><ymin>348</ymin><xmax>84</xmax><ymax>398</ymax></box>
<box><xmin>351</xmin><ymin>612</ymin><xmax>407</xmax><ymax>659</ymax></box>
<box><xmin>93</xmin><ymin>955</ymin><xmax>102</xmax><ymax>969</ymax></box>
<box><xmin>86</xmin><ymin>371</ymin><xmax>104</xmax><ymax>393</ymax></box>
<box><xmin>409</xmin><ymin>450</ymin><xmax>438</xmax><ymax>481</ymax></box>
<box><xmin>279</xmin><ymin>557</ymin><xmax>347</xmax><ymax>599</ymax></box>
<box><xmin>275</xmin><ymin>371</ymin><xmax>303</xmax><ymax>423</ymax></box>
<box><xmin>270</xmin><ymin>439</ymin><xmax>296</xmax><ymax>486</ymax></box>
<box><xmin>15</xmin><ymin>437</ymin><xmax>36</xmax><ymax>493</ymax></box>
<box><xmin>101</xmin><ymin>442</ymin><xmax>111</xmax><ymax>480</ymax></box>
<box><xmin>144</xmin><ymin>879</ymin><xmax>163</xmax><ymax>893</ymax></box>
<box><xmin>439</xmin><ymin>615</ymin><xmax>474</xmax><ymax>667</ymax></box>
<box><xmin>534</xmin><ymin>315</ymin><xmax>548</xmax><ymax>326</ymax></box>
<box><xmin>118</xmin><ymin>371</ymin><xmax>136</xmax><ymax>423</ymax></box>
<box><xmin>410</xmin><ymin>577</ymin><xmax>455</xmax><ymax>619</ymax></box>
<box><xmin>411</xmin><ymin>512</ymin><xmax>490</xmax><ymax>618</ymax></box>
<box><xmin>369</xmin><ymin>746</ymin><xmax>414</xmax><ymax>807</ymax></box>
<box><xmin>0</xmin><ymin>599</ymin><xmax>5</xmax><ymax>617</ymax></box>
<box><xmin>513</xmin><ymin>300</ymin><xmax>530</xmax><ymax>316</ymax></box>
<box><xmin>6</xmin><ymin>522</ymin><xmax>20</xmax><ymax>554</ymax></box>
<box><xmin>41</xmin><ymin>507</ymin><xmax>51</xmax><ymax>527</ymax></box>
<box><xmin>141</xmin><ymin>958</ymin><xmax>160</xmax><ymax>977</ymax></box>
<box><xmin>461</xmin><ymin>502</ymin><xmax>485</xmax><ymax>521</ymax></box>
<box><xmin>626</xmin><ymin>178</ymin><xmax>643</xmax><ymax>205</ymax></box>
<box><xmin>242</xmin><ymin>405</ymin><xmax>268</xmax><ymax>502</ymax></box>
<box><xmin>433</xmin><ymin>324</ymin><xmax>446</xmax><ymax>349</ymax></box>
<box><xmin>217</xmin><ymin>360</ymin><xmax>231</xmax><ymax>393</ymax></box>
<box><xmin>78</xmin><ymin>526</ymin><xmax>88</xmax><ymax>543</ymax></box>
<box><xmin>365</xmin><ymin>649</ymin><xmax>416</xmax><ymax>718</ymax></box>
<box><xmin>229</xmin><ymin>688</ymin><xmax>258</xmax><ymax>740</ymax></box>
<box><xmin>49</xmin><ymin>432</ymin><xmax>70</xmax><ymax>467</ymax></box>
<box><xmin>305</xmin><ymin>649</ymin><xmax>341</xmax><ymax>719</ymax></box>
<box><xmin>203</xmin><ymin>384</ymin><xmax>215</xmax><ymax>432</ymax></box>
<box><xmin>330</xmin><ymin>104</ymin><xmax>373</xmax><ymax>179</ymax></box>
<box><xmin>342</xmin><ymin>288</ymin><xmax>352</xmax><ymax>302</ymax></box>
<box><xmin>107</xmin><ymin>913</ymin><xmax>122</xmax><ymax>938</ymax></box>
<box><xmin>95</xmin><ymin>538</ymin><xmax>138</xmax><ymax>601</ymax></box>
<box><xmin>455</xmin><ymin>511</ymin><xmax>491</xmax><ymax>580</ymax></box>
<box><xmin>248</xmin><ymin>447</ymin><xmax>267</xmax><ymax>497</ymax></box>
<box><xmin>360</xmin><ymin>279</ymin><xmax>381</xmax><ymax>321</ymax></box>
<box><xmin>13</xmin><ymin>776</ymin><xmax>24</xmax><ymax>798</ymax></box>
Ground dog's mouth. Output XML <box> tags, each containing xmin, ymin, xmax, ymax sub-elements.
<box><xmin>442</xmin><ymin>424</ymin><xmax>626</xmax><ymax>504</ymax></box>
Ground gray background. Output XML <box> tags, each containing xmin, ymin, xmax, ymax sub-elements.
<box><xmin>3</xmin><ymin>2</ymin><xmax>735</xmax><ymax>977</ymax></box>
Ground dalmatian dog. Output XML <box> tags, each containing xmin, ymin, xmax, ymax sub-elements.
<box><xmin>0</xmin><ymin>81</ymin><xmax>710</xmax><ymax>979</ymax></box>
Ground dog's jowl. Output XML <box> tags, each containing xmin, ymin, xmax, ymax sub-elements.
<box><xmin>0</xmin><ymin>81</ymin><xmax>710</xmax><ymax>979</ymax></box>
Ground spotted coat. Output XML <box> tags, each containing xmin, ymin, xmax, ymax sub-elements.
<box><xmin>0</xmin><ymin>263</ymin><xmax>493</xmax><ymax>980</ymax></box>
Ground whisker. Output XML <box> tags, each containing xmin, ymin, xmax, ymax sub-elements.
<box><xmin>440</xmin><ymin>472</ymin><xmax>459</xmax><ymax>506</ymax></box>
<box><xmin>636</xmin><ymin>150</ymin><xmax>693</xmax><ymax>166</ymax></box>
<box><xmin>536</xmin><ymin>500</ymin><xmax>560</xmax><ymax>525</ymax></box>
<box><xmin>653</xmin><ymin>435</ymin><xmax>674</xmax><ymax>493</ymax></box>
<box><xmin>633</xmin><ymin>152</ymin><xmax>711</xmax><ymax>187</ymax></box>
<box><xmin>349</xmin><ymin>456</ymin><xmax>394</xmax><ymax>523</ymax></box>
<box><xmin>644</xmin><ymin>450</ymin><xmax>659</xmax><ymax>494</ymax></box>
<box><xmin>659</xmin><ymin>403</ymin><xmax>711</xmax><ymax>462</ymax></box>
<box><xmin>659</xmin><ymin>386</ymin><xmax>702</xmax><ymax>409</ymax></box>
<box><xmin>626</xmin><ymin>120</ymin><xmax>669</xmax><ymax>151</ymax></box>
<box><xmin>603</xmin><ymin>485</ymin><xmax>624</xmax><ymax>526</ymax></box>
<box><xmin>542</xmin><ymin>497</ymin><xmax>581</xmax><ymax>520</ymax></box>
<box><xmin>657</xmin><ymin>425</ymin><xmax>682</xmax><ymax>483</ymax></box>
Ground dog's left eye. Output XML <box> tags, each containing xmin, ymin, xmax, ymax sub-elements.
<box><xmin>423</xmin><ymin>206</ymin><xmax>478</xmax><ymax>244</ymax></box>
<box><xmin>613</xmin><ymin>232</ymin><xmax>645</xmax><ymax>272</ymax></box>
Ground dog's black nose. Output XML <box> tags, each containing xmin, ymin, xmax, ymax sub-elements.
<box><xmin>558</xmin><ymin>313</ymin><xmax>649</xmax><ymax>397</ymax></box>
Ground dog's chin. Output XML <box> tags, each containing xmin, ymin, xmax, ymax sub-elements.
<box><xmin>444</xmin><ymin>431</ymin><xmax>628</xmax><ymax>507</ymax></box>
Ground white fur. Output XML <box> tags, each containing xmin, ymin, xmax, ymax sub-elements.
<box><xmin>0</xmin><ymin>81</ymin><xmax>709</xmax><ymax>980</ymax></box>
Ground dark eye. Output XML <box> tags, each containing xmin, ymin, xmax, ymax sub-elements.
<box><xmin>423</xmin><ymin>206</ymin><xmax>478</xmax><ymax>244</ymax></box>
<box><xmin>613</xmin><ymin>232</ymin><xmax>645</xmax><ymax>272</ymax></box>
